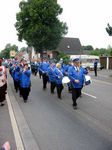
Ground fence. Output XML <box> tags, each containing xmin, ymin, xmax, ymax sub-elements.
<box><xmin>100</xmin><ymin>56</ymin><xmax>112</xmax><ymax>69</ymax></box>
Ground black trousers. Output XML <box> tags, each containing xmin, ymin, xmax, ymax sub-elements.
<box><xmin>21</xmin><ymin>87</ymin><xmax>30</xmax><ymax>101</ymax></box>
<box><xmin>42</xmin><ymin>73</ymin><xmax>48</xmax><ymax>89</ymax></box>
<box><xmin>56</xmin><ymin>84</ymin><xmax>64</xmax><ymax>98</ymax></box>
<box><xmin>50</xmin><ymin>82</ymin><xmax>56</xmax><ymax>93</ymax></box>
<box><xmin>34</xmin><ymin>69</ymin><xmax>38</xmax><ymax>76</ymax></box>
<box><xmin>14</xmin><ymin>80</ymin><xmax>19</xmax><ymax>92</ymax></box>
<box><xmin>39</xmin><ymin>70</ymin><xmax>42</xmax><ymax>79</ymax></box>
<box><xmin>94</xmin><ymin>66</ymin><xmax>97</xmax><ymax>76</ymax></box>
<box><xmin>0</xmin><ymin>83</ymin><xmax>7</xmax><ymax>102</ymax></box>
<box><xmin>72</xmin><ymin>88</ymin><xmax>81</xmax><ymax>106</ymax></box>
<box><xmin>18</xmin><ymin>81</ymin><xmax>22</xmax><ymax>97</ymax></box>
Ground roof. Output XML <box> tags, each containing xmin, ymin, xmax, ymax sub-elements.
<box><xmin>55</xmin><ymin>37</ymin><xmax>82</xmax><ymax>55</ymax></box>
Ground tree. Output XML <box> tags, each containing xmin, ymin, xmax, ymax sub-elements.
<box><xmin>0</xmin><ymin>44</ymin><xmax>18</xmax><ymax>59</ymax></box>
<box><xmin>106</xmin><ymin>23</ymin><xmax>112</xmax><ymax>36</ymax></box>
<box><xmin>89</xmin><ymin>47</ymin><xmax>112</xmax><ymax>56</ymax></box>
<box><xmin>57</xmin><ymin>52</ymin><xmax>70</xmax><ymax>64</ymax></box>
<box><xmin>15</xmin><ymin>0</ymin><xmax>68</xmax><ymax>57</ymax></box>
<box><xmin>89</xmin><ymin>49</ymin><xmax>101</xmax><ymax>56</ymax></box>
<box><xmin>82</xmin><ymin>45</ymin><xmax>94</xmax><ymax>51</ymax></box>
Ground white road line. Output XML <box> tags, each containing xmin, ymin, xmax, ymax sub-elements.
<box><xmin>6</xmin><ymin>94</ymin><xmax>24</xmax><ymax>150</ymax></box>
<box><xmin>82</xmin><ymin>92</ymin><xmax>97</xmax><ymax>99</ymax></box>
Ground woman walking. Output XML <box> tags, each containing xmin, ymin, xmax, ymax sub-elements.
<box><xmin>54</xmin><ymin>63</ymin><xmax>64</xmax><ymax>99</ymax></box>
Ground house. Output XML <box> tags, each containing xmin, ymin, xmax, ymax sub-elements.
<box><xmin>56</xmin><ymin>37</ymin><xmax>82</xmax><ymax>54</ymax></box>
<box><xmin>48</xmin><ymin>37</ymin><xmax>82</xmax><ymax>58</ymax></box>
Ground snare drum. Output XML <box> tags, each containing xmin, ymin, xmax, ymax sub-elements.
<box><xmin>62</xmin><ymin>76</ymin><xmax>70</xmax><ymax>84</ymax></box>
<box><xmin>84</xmin><ymin>75</ymin><xmax>91</xmax><ymax>85</ymax></box>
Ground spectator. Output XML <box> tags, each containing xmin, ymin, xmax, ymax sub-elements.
<box><xmin>0</xmin><ymin>141</ymin><xmax>10</xmax><ymax>150</ymax></box>
<box><xmin>94</xmin><ymin>59</ymin><xmax>98</xmax><ymax>76</ymax></box>
<box><xmin>0</xmin><ymin>59</ymin><xmax>7</xmax><ymax>106</ymax></box>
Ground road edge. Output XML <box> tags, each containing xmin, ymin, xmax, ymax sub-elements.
<box><xmin>7</xmin><ymin>76</ymin><xmax>40</xmax><ymax>150</ymax></box>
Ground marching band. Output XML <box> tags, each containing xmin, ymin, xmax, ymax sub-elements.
<box><xmin>8</xmin><ymin>57</ymin><xmax>91</xmax><ymax>109</ymax></box>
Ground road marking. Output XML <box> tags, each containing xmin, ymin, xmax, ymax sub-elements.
<box><xmin>82</xmin><ymin>92</ymin><xmax>97</xmax><ymax>99</ymax></box>
<box><xmin>6</xmin><ymin>94</ymin><xmax>24</xmax><ymax>150</ymax></box>
<box><xmin>93</xmin><ymin>79</ymin><xmax>112</xmax><ymax>86</ymax></box>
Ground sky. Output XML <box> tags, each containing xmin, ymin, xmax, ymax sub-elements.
<box><xmin>0</xmin><ymin>0</ymin><xmax>112</xmax><ymax>51</ymax></box>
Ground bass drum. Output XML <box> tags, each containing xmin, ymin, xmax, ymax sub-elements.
<box><xmin>84</xmin><ymin>75</ymin><xmax>92</xmax><ymax>85</ymax></box>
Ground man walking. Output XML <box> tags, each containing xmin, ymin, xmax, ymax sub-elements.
<box><xmin>68</xmin><ymin>58</ymin><xmax>88</xmax><ymax>109</ymax></box>
<box><xmin>94</xmin><ymin>59</ymin><xmax>98</xmax><ymax>76</ymax></box>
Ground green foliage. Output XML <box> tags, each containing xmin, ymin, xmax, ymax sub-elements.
<box><xmin>89</xmin><ymin>49</ymin><xmax>101</xmax><ymax>56</ymax></box>
<box><xmin>89</xmin><ymin>46</ymin><xmax>112</xmax><ymax>56</ymax></box>
<box><xmin>0</xmin><ymin>44</ymin><xmax>18</xmax><ymax>59</ymax></box>
<box><xmin>106</xmin><ymin>23</ymin><xmax>112</xmax><ymax>36</ymax></box>
<box><xmin>57</xmin><ymin>52</ymin><xmax>70</xmax><ymax>64</ymax></box>
<box><xmin>82</xmin><ymin>45</ymin><xmax>93</xmax><ymax>51</ymax></box>
<box><xmin>15</xmin><ymin>0</ymin><xmax>68</xmax><ymax>55</ymax></box>
<box><xmin>110</xmin><ymin>50</ymin><xmax>112</xmax><ymax>56</ymax></box>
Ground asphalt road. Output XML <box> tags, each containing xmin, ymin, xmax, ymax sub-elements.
<box><xmin>9</xmin><ymin>70</ymin><xmax>112</xmax><ymax>150</ymax></box>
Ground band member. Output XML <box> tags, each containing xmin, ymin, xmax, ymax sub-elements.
<box><xmin>94</xmin><ymin>59</ymin><xmax>98</xmax><ymax>76</ymax></box>
<box><xmin>20</xmin><ymin>63</ymin><xmax>31</xmax><ymax>102</ymax></box>
<box><xmin>18</xmin><ymin>60</ymin><xmax>24</xmax><ymax>97</ymax></box>
<box><xmin>12</xmin><ymin>64</ymin><xmax>20</xmax><ymax>93</ymax></box>
<box><xmin>38</xmin><ymin>60</ymin><xmax>42</xmax><ymax>79</ymax></box>
<box><xmin>40</xmin><ymin>58</ymin><xmax>49</xmax><ymax>90</ymax></box>
<box><xmin>54</xmin><ymin>63</ymin><xmax>64</xmax><ymax>99</ymax></box>
<box><xmin>47</xmin><ymin>62</ymin><xmax>56</xmax><ymax>94</ymax></box>
<box><xmin>0</xmin><ymin>59</ymin><xmax>7</xmax><ymax>106</ymax></box>
<box><xmin>68</xmin><ymin>58</ymin><xmax>88</xmax><ymax>109</ymax></box>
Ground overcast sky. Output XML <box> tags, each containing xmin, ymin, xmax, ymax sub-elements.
<box><xmin>0</xmin><ymin>0</ymin><xmax>112</xmax><ymax>50</ymax></box>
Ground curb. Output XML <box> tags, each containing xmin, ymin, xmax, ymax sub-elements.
<box><xmin>8</xmin><ymin>75</ymin><xmax>40</xmax><ymax>150</ymax></box>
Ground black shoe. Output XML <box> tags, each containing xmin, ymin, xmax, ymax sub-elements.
<box><xmin>58</xmin><ymin>96</ymin><xmax>62</xmax><ymax>99</ymax></box>
<box><xmin>73</xmin><ymin>105</ymin><xmax>77</xmax><ymax>109</ymax></box>
<box><xmin>43</xmin><ymin>87</ymin><xmax>46</xmax><ymax>90</ymax></box>
<box><xmin>51</xmin><ymin>91</ymin><xmax>54</xmax><ymax>94</ymax></box>
<box><xmin>73</xmin><ymin>103</ymin><xmax>77</xmax><ymax>109</ymax></box>
<box><xmin>0</xmin><ymin>103</ymin><xmax>5</xmax><ymax>106</ymax></box>
<box><xmin>24</xmin><ymin>100</ymin><xmax>27</xmax><ymax>103</ymax></box>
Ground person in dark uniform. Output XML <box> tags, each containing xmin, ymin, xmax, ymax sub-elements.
<box><xmin>94</xmin><ymin>59</ymin><xmax>98</xmax><ymax>76</ymax></box>
<box><xmin>38</xmin><ymin>60</ymin><xmax>43</xmax><ymax>79</ymax></box>
<box><xmin>54</xmin><ymin>63</ymin><xmax>64</xmax><ymax>99</ymax></box>
<box><xmin>12</xmin><ymin>65</ymin><xmax>20</xmax><ymax>93</ymax></box>
<box><xmin>20</xmin><ymin>63</ymin><xmax>31</xmax><ymax>102</ymax></box>
<box><xmin>40</xmin><ymin>58</ymin><xmax>49</xmax><ymax>90</ymax></box>
<box><xmin>47</xmin><ymin>62</ymin><xmax>56</xmax><ymax>94</ymax></box>
<box><xmin>68</xmin><ymin>58</ymin><xmax>88</xmax><ymax>109</ymax></box>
